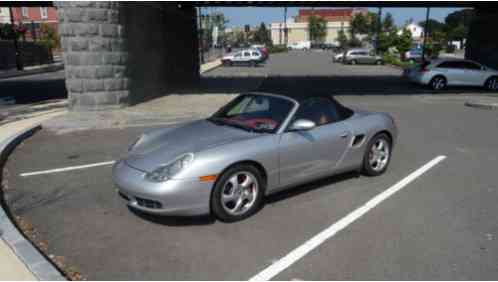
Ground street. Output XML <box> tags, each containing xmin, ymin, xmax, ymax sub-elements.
<box><xmin>3</xmin><ymin>51</ymin><xmax>498</xmax><ymax>280</ymax></box>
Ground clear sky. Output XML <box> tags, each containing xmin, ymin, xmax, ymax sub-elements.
<box><xmin>207</xmin><ymin>7</ymin><xmax>463</xmax><ymax>28</ymax></box>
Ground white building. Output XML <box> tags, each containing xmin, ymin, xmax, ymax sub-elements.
<box><xmin>398</xmin><ymin>22</ymin><xmax>424</xmax><ymax>40</ymax></box>
<box><xmin>0</xmin><ymin>7</ymin><xmax>11</xmax><ymax>24</ymax></box>
<box><xmin>270</xmin><ymin>20</ymin><xmax>350</xmax><ymax>46</ymax></box>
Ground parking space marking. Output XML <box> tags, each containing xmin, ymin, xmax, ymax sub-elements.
<box><xmin>19</xmin><ymin>161</ymin><xmax>116</xmax><ymax>177</ymax></box>
<box><xmin>249</xmin><ymin>155</ymin><xmax>447</xmax><ymax>281</ymax></box>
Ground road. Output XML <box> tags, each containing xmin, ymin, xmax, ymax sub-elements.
<box><xmin>3</xmin><ymin>51</ymin><xmax>498</xmax><ymax>280</ymax></box>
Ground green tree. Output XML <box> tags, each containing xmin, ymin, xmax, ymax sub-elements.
<box><xmin>377</xmin><ymin>28</ymin><xmax>398</xmax><ymax>53</ymax></box>
<box><xmin>337</xmin><ymin>29</ymin><xmax>348</xmax><ymax>49</ymax></box>
<box><xmin>350</xmin><ymin>13</ymin><xmax>368</xmax><ymax>37</ymax></box>
<box><xmin>418</xmin><ymin>19</ymin><xmax>445</xmax><ymax>36</ymax></box>
<box><xmin>308</xmin><ymin>15</ymin><xmax>327</xmax><ymax>43</ymax></box>
<box><xmin>444</xmin><ymin>9</ymin><xmax>474</xmax><ymax>46</ymax></box>
<box><xmin>253</xmin><ymin>22</ymin><xmax>272</xmax><ymax>46</ymax></box>
<box><xmin>382</xmin><ymin>13</ymin><xmax>395</xmax><ymax>32</ymax></box>
<box><xmin>396</xmin><ymin>28</ymin><xmax>413</xmax><ymax>60</ymax></box>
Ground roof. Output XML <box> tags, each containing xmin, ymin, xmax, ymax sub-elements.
<box><xmin>298</xmin><ymin>8</ymin><xmax>354</xmax><ymax>18</ymax></box>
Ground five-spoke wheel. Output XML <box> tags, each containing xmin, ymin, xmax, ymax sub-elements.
<box><xmin>211</xmin><ymin>164</ymin><xmax>264</xmax><ymax>222</ymax></box>
<box><xmin>363</xmin><ymin>133</ymin><xmax>392</xmax><ymax>176</ymax></box>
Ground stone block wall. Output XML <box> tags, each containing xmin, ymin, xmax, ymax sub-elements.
<box><xmin>55</xmin><ymin>2</ymin><xmax>199</xmax><ymax>111</ymax></box>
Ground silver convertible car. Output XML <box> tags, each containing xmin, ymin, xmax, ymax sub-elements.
<box><xmin>113</xmin><ymin>92</ymin><xmax>397</xmax><ymax>222</ymax></box>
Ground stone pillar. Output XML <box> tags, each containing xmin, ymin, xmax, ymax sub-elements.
<box><xmin>55</xmin><ymin>2</ymin><xmax>130</xmax><ymax>110</ymax></box>
<box><xmin>466</xmin><ymin>6</ymin><xmax>498</xmax><ymax>69</ymax></box>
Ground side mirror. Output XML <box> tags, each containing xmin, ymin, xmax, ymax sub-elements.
<box><xmin>289</xmin><ymin>119</ymin><xmax>316</xmax><ymax>131</ymax></box>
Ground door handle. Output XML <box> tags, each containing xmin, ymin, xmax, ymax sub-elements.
<box><xmin>340</xmin><ymin>132</ymin><xmax>349</xmax><ymax>138</ymax></box>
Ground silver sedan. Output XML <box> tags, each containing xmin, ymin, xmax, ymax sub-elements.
<box><xmin>113</xmin><ymin>92</ymin><xmax>397</xmax><ymax>222</ymax></box>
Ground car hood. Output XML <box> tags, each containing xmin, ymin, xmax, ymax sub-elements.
<box><xmin>124</xmin><ymin>120</ymin><xmax>257</xmax><ymax>172</ymax></box>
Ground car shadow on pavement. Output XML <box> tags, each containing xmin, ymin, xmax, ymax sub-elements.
<box><xmin>129</xmin><ymin>207</ymin><xmax>216</xmax><ymax>226</ymax></box>
<box><xmin>265</xmin><ymin>170</ymin><xmax>361</xmax><ymax>205</ymax></box>
<box><xmin>196</xmin><ymin>75</ymin><xmax>493</xmax><ymax>96</ymax></box>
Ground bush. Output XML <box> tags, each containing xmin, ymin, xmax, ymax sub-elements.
<box><xmin>383</xmin><ymin>53</ymin><xmax>412</xmax><ymax>69</ymax></box>
<box><xmin>268</xmin><ymin>45</ymin><xmax>288</xmax><ymax>54</ymax></box>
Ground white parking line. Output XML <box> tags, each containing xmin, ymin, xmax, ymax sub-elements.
<box><xmin>19</xmin><ymin>161</ymin><xmax>116</xmax><ymax>177</ymax></box>
<box><xmin>249</xmin><ymin>155</ymin><xmax>447</xmax><ymax>281</ymax></box>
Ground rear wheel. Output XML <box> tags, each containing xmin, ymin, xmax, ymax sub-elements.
<box><xmin>376</xmin><ymin>60</ymin><xmax>383</xmax><ymax>65</ymax></box>
<box><xmin>350</xmin><ymin>59</ymin><xmax>357</xmax><ymax>65</ymax></box>
<box><xmin>362</xmin><ymin>133</ymin><xmax>392</xmax><ymax>176</ymax></box>
<box><xmin>211</xmin><ymin>164</ymin><xmax>265</xmax><ymax>222</ymax></box>
<box><xmin>429</xmin><ymin>76</ymin><xmax>447</xmax><ymax>90</ymax></box>
<box><xmin>484</xmin><ymin>76</ymin><xmax>498</xmax><ymax>91</ymax></box>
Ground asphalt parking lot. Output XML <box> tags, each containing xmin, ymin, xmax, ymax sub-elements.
<box><xmin>3</xmin><ymin>51</ymin><xmax>498</xmax><ymax>280</ymax></box>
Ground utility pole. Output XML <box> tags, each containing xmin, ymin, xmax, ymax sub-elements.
<box><xmin>376</xmin><ymin>7</ymin><xmax>382</xmax><ymax>54</ymax></box>
<box><xmin>198</xmin><ymin>7</ymin><xmax>205</xmax><ymax>64</ymax></box>
<box><xmin>283</xmin><ymin>7</ymin><xmax>288</xmax><ymax>46</ymax></box>
<box><xmin>9</xmin><ymin>7</ymin><xmax>23</xmax><ymax>71</ymax></box>
<box><xmin>421</xmin><ymin>7</ymin><xmax>430</xmax><ymax>62</ymax></box>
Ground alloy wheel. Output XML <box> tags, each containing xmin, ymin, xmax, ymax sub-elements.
<box><xmin>487</xmin><ymin>77</ymin><xmax>498</xmax><ymax>90</ymax></box>
<box><xmin>221</xmin><ymin>171</ymin><xmax>259</xmax><ymax>216</ymax></box>
<box><xmin>432</xmin><ymin>77</ymin><xmax>446</xmax><ymax>90</ymax></box>
<box><xmin>368</xmin><ymin>138</ymin><xmax>390</xmax><ymax>172</ymax></box>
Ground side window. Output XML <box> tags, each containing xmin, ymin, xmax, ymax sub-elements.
<box><xmin>437</xmin><ymin>61</ymin><xmax>459</xmax><ymax>69</ymax></box>
<box><xmin>463</xmin><ymin>61</ymin><xmax>481</xmax><ymax>70</ymax></box>
<box><xmin>234</xmin><ymin>53</ymin><xmax>242</xmax><ymax>58</ymax></box>
<box><xmin>252</xmin><ymin>52</ymin><xmax>259</xmax><ymax>56</ymax></box>
<box><xmin>245</xmin><ymin>97</ymin><xmax>269</xmax><ymax>113</ymax></box>
<box><xmin>293</xmin><ymin>98</ymin><xmax>341</xmax><ymax>126</ymax></box>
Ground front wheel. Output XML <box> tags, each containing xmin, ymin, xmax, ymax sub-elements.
<box><xmin>211</xmin><ymin>164</ymin><xmax>265</xmax><ymax>222</ymax></box>
<box><xmin>376</xmin><ymin>60</ymin><xmax>383</xmax><ymax>65</ymax></box>
<box><xmin>362</xmin><ymin>133</ymin><xmax>392</xmax><ymax>176</ymax></box>
<box><xmin>350</xmin><ymin>59</ymin><xmax>357</xmax><ymax>65</ymax></box>
<box><xmin>484</xmin><ymin>76</ymin><xmax>498</xmax><ymax>91</ymax></box>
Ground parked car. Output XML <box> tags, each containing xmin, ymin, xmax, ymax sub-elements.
<box><xmin>343</xmin><ymin>49</ymin><xmax>383</xmax><ymax>65</ymax></box>
<box><xmin>221</xmin><ymin>49</ymin><xmax>263</xmax><ymax>67</ymax></box>
<box><xmin>404</xmin><ymin>49</ymin><xmax>423</xmax><ymax>63</ymax></box>
<box><xmin>113</xmin><ymin>92</ymin><xmax>397</xmax><ymax>222</ymax></box>
<box><xmin>404</xmin><ymin>59</ymin><xmax>498</xmax><ymax>90</ymax></box>
<box><xmin>287</xmin><ymin>41</ymin><xmax>311</xmax><ymax>51</ymax></box>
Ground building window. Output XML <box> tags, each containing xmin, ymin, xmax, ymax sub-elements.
<box><xmin>40</xmin><ymin>7</ymin><xmax>48</xmax><ymax>19</ymax></box>
<box><xmin>22</xmin><ymin>7</ymin><xmax>28</xmax><ymax>18</ymax></box>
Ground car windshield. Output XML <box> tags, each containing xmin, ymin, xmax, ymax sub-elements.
<box><xmin>209</xmin><ymin>94</ymin><xmax>295</xmax><ymax>133</ymax></box>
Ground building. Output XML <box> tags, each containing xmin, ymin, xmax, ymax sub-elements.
<box><xmin>0</xmin><ymin>7</ymin><xmax>10</xmax><ymax>24</ymax></box>
<box><xmin>270</xmin><ymin>8</ymin><xmax>367</xmax><ymax>46</ymax></box>
<box><xmin>398</xmin><ymin>22</ymin><xmax>424</xmax><ymax>40</ymax></box>
<box><xmin>3</xmin><ymin>6</ymin><xmax>58</xmax><ymax>40</ymax></box>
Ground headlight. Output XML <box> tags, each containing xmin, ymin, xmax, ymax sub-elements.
<box><xmin>145</xmin><ymin>153</ymin><xmax>194</xmax><ymax>182</ymax></box>
<box><xmin>128</xmin><ymin>135</ymin><xmax>143</xmax><ymax>152</ymax></box>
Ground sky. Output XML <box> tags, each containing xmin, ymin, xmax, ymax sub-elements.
<box><xmin>207</xmin><ymin>7</ymin><xmax>464</xmax><ymax>28</ymax></box>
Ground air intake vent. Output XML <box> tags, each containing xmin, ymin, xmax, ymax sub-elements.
<box><xmin>136</xmin><ymin>197</ymin><xmax>163</xmax><ymax>209</ymax></box>
<box><xmin>352</xmin><ymin>134</ymin><xmax>365</xmax><ymax>146</ymax></box>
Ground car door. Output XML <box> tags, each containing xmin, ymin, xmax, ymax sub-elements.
<box><xmin>242</xmin><ymin>51</ymin><xmax>252</xmax><ymax>64</ymax></box>
<box><xmin>232</xmin><ymin>52</ymin><xmax>243</xmax><ymax>64</ymax></box>
<box><xmin>461</xmin><ymin>61</ymin><xmax>486</xmax><ymax>86</ymax></box>
<box><xmin>434</xmin><ymin>61</ymin><xmax>465</xmax><ymax>85</ymax></box>
<box><xmin>278</xmin><ymin>97</ymin><xmax>352</xmax><ymax>187</ymax></box>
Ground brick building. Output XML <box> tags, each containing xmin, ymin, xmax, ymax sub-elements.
<box><xmin>2</xmin><ymin>6</ymin><xmax>58</xmax><ymax>40</ymax></box>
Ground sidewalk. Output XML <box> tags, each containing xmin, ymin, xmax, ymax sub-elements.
<box><xmin>0</xmin><ymin>62</ymin><xmax>64</xmax><ymax>80</ymax></box>
<box><xmin>0</xmin><ymin>112</ymin><xmax>67</xmax><ymax>281</ymax></box>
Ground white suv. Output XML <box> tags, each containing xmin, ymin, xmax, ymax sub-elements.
<box><xmin>404</xmin><ymin>59</ymin><xmax>498</xmax><ymax>91</ymax></box>
<box><xmin>221</xmin><ymin>49</ymin><xmax>263</xmax><ymax>67</ymax></box>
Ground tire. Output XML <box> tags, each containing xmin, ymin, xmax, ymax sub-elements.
<box><xmin>211</xmin><ymin>164</ymin><xmax>265</xmax><ymax>222</ymax></box>
<box><xmin>484</xmin><ymin>76</ymin><xmax>498</xmax><ymax>91</ymax></box>
<box><xmin>429</xmin><ymin>75</ymin><xmax>447</xmax><ymax>90</ymax></box>
<box><xmin>376</xmin><ymin>60</ymin><xmax>383</xmax><ymax>65</ymax></box>
<box><xmin>350</xmin><ymin>60</ymin><xmax>357</xmax><ymax>65</ymax></box>
<box><xmin>222</xmin><ymin>60</ymin><xmax>232</xmax><ymax>67</ymax></box>
<box><xmin>362</xmin><ymin>133</ymin><xmax>392</xmax><ymax>177</ymax></box>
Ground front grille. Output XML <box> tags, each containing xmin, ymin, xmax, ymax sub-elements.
<box><xmin>135</xmin><ymin>197</ymin><xmax>163</xmax><ymax>209</ymax></box>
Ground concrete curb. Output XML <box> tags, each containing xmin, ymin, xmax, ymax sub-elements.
<box><xmin>465</xmin><ymin>100</ymin><xmax>498</xmax><ymax>110</ymax></box>
<box><xmin>0</xmin><ymin>63</ymin><xmax>64</xmax><ymax>80</ymax></box>
<box><xmin>200</xmin><ymin>59</ymin><xmax>222</xmax><ymax>74</ymax></box>
<box><xmin>0</xmin><ymin>124</ymin><xmax>66</xmax><ymax>281</ymax></box>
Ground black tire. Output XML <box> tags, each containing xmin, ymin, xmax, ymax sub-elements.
<box><xmin>350</xmin><ymin>59</ymin><xmax>357</xmax><ymax>65</ymax></box>
<box><xmin>222</xmin><ymin>60</ymin><xmax>232</xmax><ymax>66</ymax></box>
<box><xmin>211</xmin><ymin>164</ymin><xmax>265</xmax><ymax>222</ymax></box>
<box><xmin>376</xmin><ymin>60</ymin><xmax>383</xmax><ymax>65</ymax></box>
<box><xmin>429</xmin><ymin>75</ymin><xmax>447</xmax><ymax>90</ymax></box>
<box><xmin>362</xmin><ymin>133</ymin><xmax>392</xmax><ymax>177</ymax></box>
<box><xmin>484</xmin><ymin>76</ymin><xmax>498</xmax><ymax>91</ymax></box>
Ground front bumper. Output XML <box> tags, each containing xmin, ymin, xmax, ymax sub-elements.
<box><xmin>112</xmin><ymin>160</ymin><xmax>213</xmax><ymax>216</ymax></box>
